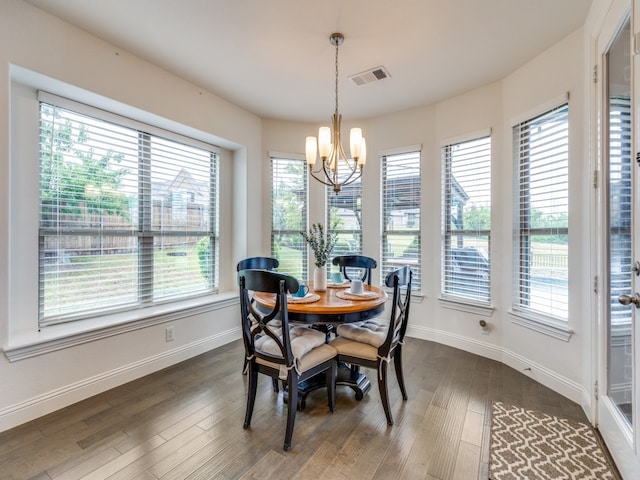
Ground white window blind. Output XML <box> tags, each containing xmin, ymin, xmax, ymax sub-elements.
<box><xmin>39</xmin><ymin>98</ymin><xmax>219</xmax><ymax>326</ymax></box>
<box><xmin>271</xmin><ymin>156</ymin><xmax>308</xmax><ymax>280</ymax></box>
<box><xmin>442</xmin><ymin>135</ymin><xmax>491</xmax><ymax>302</ymax></box>
<box><xmin>513</xmin><ymin>103</ymin><xmax>569</xmax><ymax>321</ymax></box>
<box><xmin>327</xmin><ymin>177</ymin><xmax>362</xmax><ymax>260</ymax></box>
<box><xmin>381</xmin><ymin>150</ymin><xmax>421</xmax><ymax>289</ymax></box>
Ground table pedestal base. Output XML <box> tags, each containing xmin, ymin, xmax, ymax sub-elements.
<box><xmin>337</xmin><ymin>364</ymin><xmax>372</xmax><ymax>400</ymax></box>
<box><xmin>285</xmin><ymin>363</ymin><xmax>371</xmax><ymax>410</ymax></box>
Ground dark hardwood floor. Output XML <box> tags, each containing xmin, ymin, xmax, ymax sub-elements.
<box><xmin>0</xmin><ymin>338</ymin><xmax>591</xmax><ymax>479</ymax></box>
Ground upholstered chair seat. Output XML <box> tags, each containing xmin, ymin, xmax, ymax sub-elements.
<box><xmin>255</xmin><ymin>326</ymin><xmax>336</xmax><ymax>377</ymax></box>
<box><xmin>335</xmin><ymin>320</ymin><xmax>389</xmax><ymax>348</ymax></box>
<box><xmin>256</xmin><ymin>343</ymin><xmax>338</xmax><ymax>377</ymax></box>
<box><xmin>331</xmin><ymin>336</ymin><xmax>377</xmax><ymax>362</ymax></box>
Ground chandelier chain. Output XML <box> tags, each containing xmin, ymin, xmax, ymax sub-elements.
<box><xmin>334</xmin><ymin>39</ymin><xmax>339</xmax><ymax>115</ymax></box>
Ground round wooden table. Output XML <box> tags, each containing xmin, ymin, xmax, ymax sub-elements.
<box><xmin>252</xmin><ymin>282</ymin><xmax>387</xmax><ymax>324</ymax></box>
<box><xmin>252</xmin><ymin>282</ymin><xmax>388</xmax><ymax>407</ymax></box>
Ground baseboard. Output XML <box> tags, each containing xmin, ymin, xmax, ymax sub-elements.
<box><xmin>407</xmin><ymin>324</ymin><xmax>584</xmax><ymax>406</ymax></box>
<box><xmin>0</xmin><ymin>327</ymin><xmax>241</xmax><ymax>433</ymax></box>
<box><xmin>2</xmin><ymin>324</ymin><xmax>589</xmax><ymax>433</ymax></box>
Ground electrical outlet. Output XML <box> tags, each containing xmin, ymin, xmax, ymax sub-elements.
<box><xmin>165</xmin><ymin>326</ymin><xmax>175</xmax><ymax>342</ymax></box>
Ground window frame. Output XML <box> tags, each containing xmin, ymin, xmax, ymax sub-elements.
<box><xmin>37</xmin><ymin>92</ymin><xmax>220</xmax><ymax>327</ymax></box>
<box><xmin>510</xmin><ymin>101</ymin><xmax>571</xmax><ymax>339</ymax></box>
<box><xmin>6</xmin><ymin>73</ymin><xmax>236</xmax><ymax>360</ymax></box>
<box><xmin>381</xmin><ymin>148</ymin><xmax>421</xmax><ymax>290</ymax></box>
<box><xmin>441</xmin><ymin>134</ymin><xmax>492</xmax><ymax>305</ymax></box>
<box><xmin>270</xmin><ymin>154</ymin><xmax>308</xmax><ymax>280</ymax></box>
<box><xmin>327</xmin><ymin>178</ymin><xmax>363</xmax><ymax>259</ymax></box>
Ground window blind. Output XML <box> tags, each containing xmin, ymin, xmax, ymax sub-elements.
<box><xmin>513</xmin><ymin>103</ymin><xmax>569</xmax><ymax>321</ymax></box>
<box><xmin>271</xmin><ymin>156</ymin><xmax>308</xmax><ymax>280</ymax></box>
<box><xmin>327</xmin><ymin>176</ymin><xmax>362</xmax><ymax>260</ymax></box>
<box><xmin>442</xmin><ymin>135</ymin><xmax>491</xmax><ymax>302</ymax></box>
<box><xmin>39</xmin><ymin>98</ymin><xmax>219</xmax><ymax>326</ymax></box>
<box><xmin>381</xmin><ymin>150</ymin><xmax>421</xmax><ymax>289</ymax></box>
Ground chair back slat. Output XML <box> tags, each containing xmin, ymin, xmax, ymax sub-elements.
<box><xmin>380</xmin><ymin>265</ymin><xmax>412</xmax><ymax>355</ymax></box>
<box><xmin>237</xmin><ymin>256</ymin><xmax>279</xmax><ymax>272</ymax></box>
<box><xmin>332</xmin><ymin>255</ymin><xmax>377</xmax><ymax>285</ymax></box>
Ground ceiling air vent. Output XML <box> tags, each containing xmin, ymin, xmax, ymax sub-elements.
<box><xmin>349</xmin><ymin>66</ymin><xmax>390</xmax><ymax>86</ymax></box>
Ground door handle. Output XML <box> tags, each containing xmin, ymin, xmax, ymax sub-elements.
<box><xmin>618</xmin><ymin>293</ymin><xmax>640</xmax><ymax>308</ymax></box>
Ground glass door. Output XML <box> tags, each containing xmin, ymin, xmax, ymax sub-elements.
<box><xmin>598</xmin><ymin>5</ymin><xmax>640</xmax><ymax>476</ymax></box>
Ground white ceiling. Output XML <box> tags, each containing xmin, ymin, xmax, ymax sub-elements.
<box><xmin>25</xmin><ymin>0</ymin><xmax>593</xmax><ymax>123</ymax></box>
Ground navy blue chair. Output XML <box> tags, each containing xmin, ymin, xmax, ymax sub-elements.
<box><xmin>237</xmin><ymin>257</ymin><xmax>280</xmax><ymax>388</ymax></box>
<box><xmin>330</xmin><ymin>266</ymin><xmax>412</xmax><ymax>425</ymax></box>
<box><xmin>239</xmin><ymin>269</ymin><xmax>337</xmax><ymax>451</ymax></box>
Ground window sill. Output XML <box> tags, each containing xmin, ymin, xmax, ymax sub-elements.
<box><xmin>3</xmin><ymin>292</ymin><xmax>239</xmax><ymax>362</ymax></box>
<box><xmin>438</xmin><ymin>296</ymin><xmax>494</xmax><ymax>316</ymax></box>
<box><xmin>508</xmin><ymin>310</ymin><xmax>573</xmax><ymax>342</ymax></box>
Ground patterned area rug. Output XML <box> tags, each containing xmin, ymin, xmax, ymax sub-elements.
<box><xmin>489</xmin><ymin>401</ymin><xmax>618</xmax><ymax>479</ymax></box>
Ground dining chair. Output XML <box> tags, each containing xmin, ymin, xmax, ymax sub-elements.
<box><xmin>238</xmin><ymin>269</ymin><xmax>337</xmax><ymax>451</ymax></box>
<box><xmin>330</xmin><ymin>265</ymin><xmax>412</xmax><ymax>425</ymax></box>
<box><xmin>332</xmin><ymin>255</ymin><xmax>377</xmax><ymax>285</ymax></box>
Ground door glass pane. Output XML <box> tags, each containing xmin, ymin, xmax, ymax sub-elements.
<box><xmin>607</xmin><ymin>19</ymin><xmax>633</xmax><ymax>427</ymax></box>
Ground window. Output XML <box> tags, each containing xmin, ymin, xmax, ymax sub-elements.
<box><xmin>381</xmin><ymin>149</ymin><xmax>421</xmax><ymax>289</ymax></box>
<box><xmin>327</xmin><ymin>178</ymin><xmax>362</xmax><ymax>257</ymax></box>
<box><xmin>442</xmin><ymin>135</ymin><xmax>491</xmax><ymax>302</ymax></box>
<box><xmin>513</xmin><ymin>103</ymin><xmax>569</xmax><ymax>321</ymax></box>
<box><xmin>39</xmin><ymin>94</ymin><xmax>219</xmax><ymax>326</ymax></box>
<box><xmin>271</xmin><ymin>156</ymin><xmax>307</xmax><ymax>280</ymax></box>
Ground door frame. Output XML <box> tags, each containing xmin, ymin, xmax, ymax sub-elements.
<box><xmin>593</xmin><ymin>1</ymin><xmax>640</xmax><ymax>477</ymax></box>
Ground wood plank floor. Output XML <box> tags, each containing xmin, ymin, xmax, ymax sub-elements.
<box><xmin>0</xmin><ymin>338</ymin><xmax>592</xmax><ymax>480</ymax></box>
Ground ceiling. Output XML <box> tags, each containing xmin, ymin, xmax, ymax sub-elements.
<box><xmin>25</xmin><ymin>0</ymin><xmax>593</xmax><ymax>123</ymax></box>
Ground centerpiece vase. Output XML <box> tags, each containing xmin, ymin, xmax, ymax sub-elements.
<box><xmin>313</xmin><ymin>265</ymin><xmax>327</xmax><ymax>291</ymax></box>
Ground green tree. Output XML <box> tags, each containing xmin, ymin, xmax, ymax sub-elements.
<box><xmin>40</xmin><ymin>104</ymin><xmax>130</xmax><ymax>221</ymax></box>
<box><xmin>462</xmin><ymin>205</ymin><xmax>491</xmax><ymax>230</ymax></box>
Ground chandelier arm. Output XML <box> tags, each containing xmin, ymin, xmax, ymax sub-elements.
<box><xmin>308</xmin><ymin>166</ymin><xmax>338</xmax><ymax>188</ymax></box>
<box><xmin>308</xmin><ymin>162</ymin><xmax>362</xmax><ymax>192</ymax></box>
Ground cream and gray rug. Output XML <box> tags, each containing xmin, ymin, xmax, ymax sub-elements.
<box><xmin>489</xmin><ymin>401</ymin><xmax>618</xmax><ymax>479</ymax></box>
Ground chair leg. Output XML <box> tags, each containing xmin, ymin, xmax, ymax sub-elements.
<box><xmin>326</xmin><ymin>361</ymin><xmax>337</xmax><ymax>413</ymax></box>
<box><xmin>283</xmin><ymin>372</ymin><xmax>298</xmax><ymax>451</ymax></box>
<box><xmin>377</xmin><ymin>360</ymin><xmax>394</xmax><ymax>425</ymax></box>
<box><xmin>394</xmin><ymin>347</ymin><xmax>408</xmax><ymax>400</ymax></box>
<box><xmin>272</xmin><ymin>378</ymin><xmax>280</xmax><ymax>392</ymax></box>
<box><xmin>244</xmin><ymin>365</ymin><xmax>258</xmax><ymax>429</ymax></box>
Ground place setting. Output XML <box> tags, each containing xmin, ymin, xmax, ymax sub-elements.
<box><xmin>287</xmin><ymin>283</ymin><xmax>320</xmax><ymax>303</ymax></box>
<box><xmin>327</xmin><ymin>271</ymin><xmax>351</xmax><ymax>288</ymax></box>
<box><xmin>335</xmin><ymin>279</ymin><xmax>380</xmax><ymax>300</ymax></box>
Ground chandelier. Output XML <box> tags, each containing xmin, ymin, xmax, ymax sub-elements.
<box><xmin>305</xmin><ymin>33</ymin><xmax>366</xmax><ymax>194</ymax></box>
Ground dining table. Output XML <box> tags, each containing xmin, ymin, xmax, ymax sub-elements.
<box><xmin>252</xmin><ymin>281</ymin><xmax>388</xmax><ymax>409</ymax></box>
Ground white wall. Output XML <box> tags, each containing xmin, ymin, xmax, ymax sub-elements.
<box><xmin>262</xmin><ymin>30</ymin><xmax>589</xmax><ymax>406</ymax></box>
<box><xmin>0</xmin><ymin>0</ymin><xmax>264</xmax><ymax>432</ymax></box>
